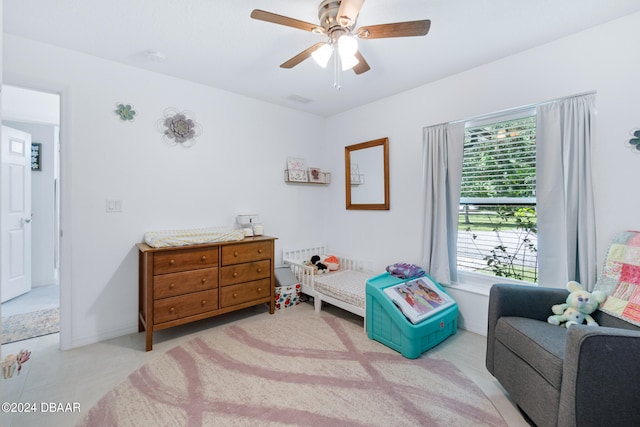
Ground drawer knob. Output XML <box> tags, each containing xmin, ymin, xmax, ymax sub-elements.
<box><xmin>233</xmin><ymin>293</ymin><xmax>238</xmax><ymax>298</ymax></box>
<box><xmin>257</xmin><ymin>268</ymin><xmax>262</xmax><ymax>273</ymax></box>
<box><xmin>169</xmin><ymin>283</ymin><xmax>175</xmax><ymax>289</ymax></box>
<box><xmin>257</xmin><ymin>287</ymin><xmax>262</xmax><ymax>293</ymax></box>
<box><xmin>201</xmin><ymin>300</ymin><xmax>207</xmax><ymax>305</ymax></box>
<box><xmin>258</xmin><ymin>249</ymin><xmax>263</xmax><ymax>254</ymax></box>
<box><xmin>201</xmin><ymin>255</ymin><xmax>207</xmax><ymax>261</ymax></box>
<box><xmin>169</xmin><ymin>307</ymin><xmax>175</xmax><ymax>313</ymax></box>
<box><xmin>233</xmin><ymin>272</ymin><xmax>238</xmax><ymax>278</ymax></box>
<box><xmin>201</xmin><ymin>278</ymin><xmax>207</xmax><ymax>284</ymax></box>
<box><xmin>169</xmin><ymin>259</ymin><xmax>175</xmax><ymax>265</ymax></box>
<box><xmin>234</xmin><ymin>251</ymin><xmax>239</xmax><ymax>257</ymax></box>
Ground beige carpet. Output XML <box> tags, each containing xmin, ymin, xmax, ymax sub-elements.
<box><xmin>78</xmin><ymin>307</ymin><xmax>506</xmax><ymax>426</ymax></box>
<box><xmin>1</xmin><ymin>308</ymin><xmax>60</xmax><ymax>344</ymax></box>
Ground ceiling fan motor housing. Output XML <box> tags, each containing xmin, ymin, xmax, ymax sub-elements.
<box><xmin>318</xmin><ymin>0</ymin><xmax>355</xmax><ymax>42</ymax></box>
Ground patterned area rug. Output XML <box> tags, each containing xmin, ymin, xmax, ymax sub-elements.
<box><xmin>1</xmin><ymin>308</ymin><xmax>60</xmax><ymax>344</ymax></box>
<box><xmin>78</xmin><ymin>310</ymin><xmax>505</xmax><ymax>426</ymax></box>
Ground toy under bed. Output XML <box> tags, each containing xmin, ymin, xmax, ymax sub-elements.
<box><xmin>282</xmin><ymin>244</ymin><xmax>373</xmax><ymax>318</ymax></box>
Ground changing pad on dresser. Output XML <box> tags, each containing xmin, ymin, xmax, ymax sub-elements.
<box><xmin>143</xmin><ymin>227</ymin><xmax>245</xmax><ymax>248</ymax></box>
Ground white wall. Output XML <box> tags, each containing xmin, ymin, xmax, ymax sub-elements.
<box><xmin>3</xmin><ymin>34</ymin><xmax>328</xmax><ymax>348</ymax></box>
<box><xmin>322</xmin><ymin>12</ymin><xmax>640</xmax><ymax>334</ymax></box>
<box><xmin>2</xmin><ymin>85</ymin><xmax>60</xmax><ymax>124</ymax></box>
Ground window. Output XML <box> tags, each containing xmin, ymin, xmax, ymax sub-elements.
<box><xmin>457</xmin><ymin>113</ymin><xmax>538</xmax><ymax>283</ymax></box>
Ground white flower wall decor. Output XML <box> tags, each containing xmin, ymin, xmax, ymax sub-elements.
<box><xmin>156</xmin><ymin>108</ymin><xmax>202</xmax><ymax>147</ymax></box>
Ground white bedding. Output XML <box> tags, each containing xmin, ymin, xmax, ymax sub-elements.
<box><xmin>313</xmin><ymin>270</ymin><xmax>371</xmax><ymax>309</ymax></box>
<box><xmin>144</xmin><ymin>227</ymin><xmax>245</xmax><ymax>248</ymax></box>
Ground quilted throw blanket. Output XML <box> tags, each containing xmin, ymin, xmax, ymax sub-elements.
<box><xmin>593</xmin><ymin>230</ymin><xmax>640</xmax><ymax>326</ymax></box>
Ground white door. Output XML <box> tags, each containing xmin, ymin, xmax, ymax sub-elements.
<box><xmin>1</xmin><ymin>126</ymin><xmax>32</xmax><ymax>303</ymax></box>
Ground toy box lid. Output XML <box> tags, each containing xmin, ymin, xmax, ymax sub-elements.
<box><xmin>274</xmin><ymin>266</ymin><xmax>298</xmax><ymax>287</ymax></box>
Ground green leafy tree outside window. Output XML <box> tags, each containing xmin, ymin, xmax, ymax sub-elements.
<box><xmin>459</xmin><ymin>116</ymin><xmax>538</xmax><ymax>283</ymax></box>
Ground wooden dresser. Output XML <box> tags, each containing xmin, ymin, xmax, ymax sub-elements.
<box><xmin>137</xmin><ymin>236</ymin><xmax>276</xmax><ymax>351</ymax></box>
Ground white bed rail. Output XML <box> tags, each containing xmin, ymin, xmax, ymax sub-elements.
<box><xmin>285</xmin><ymin>260</ymin><xmax>315</xmax><ymax>291</ymax></box>
<box><xmin>282</xmin><ymin>245</ymin><xmax>365</xmax><ymax>271</ymax></box>
<box><xmin>337</xmin><ymin>256</ymin><xmax>364</xmax><ymax>272</ymax></box>
<box><xmin>282</xmin><ymin>245</ymin><xmax>327</xmax><ymax>262</ymax></box>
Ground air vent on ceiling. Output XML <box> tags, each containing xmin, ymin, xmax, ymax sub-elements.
<box><xmin>286</xmin><ymin>94</ymin><xmax>314</xmax><ymax>104</ymax></box>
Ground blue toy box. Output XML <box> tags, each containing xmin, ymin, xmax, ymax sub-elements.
<box><xmin>366</xmin><ymin>272</ymin><xmax>458</xmax><ymax>359</ymax></box>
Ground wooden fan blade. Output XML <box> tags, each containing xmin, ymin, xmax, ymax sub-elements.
<box><xmin>356</xmin><ymin>20</ymin><xmax>431</xmax><ymax>39</ymax></box>
<box><xmin>337</xmin><ymin>0</ymin><xmax>365</xmax><ymax>27</ymax></box>
<box><xmin>251</xmin><ymin>9</ymin><xmax>324</xmax><ymax>33</ymax></box>
<box><xmin>352</xmin><ymin>51</ymin><xmax>370</xmax><ymax>75</ymax></box>
<box><xmin>280</xmin><ymin>43</ymin><xmax>326</xmax><ymax>69</ymax></box>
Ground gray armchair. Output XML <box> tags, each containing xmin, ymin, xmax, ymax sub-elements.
<box><xmin>486</xmin><ymin>283</ymin><xmax>640</xmax><ymax>427</ymax></box>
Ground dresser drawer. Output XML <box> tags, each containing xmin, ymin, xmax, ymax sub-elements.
<box><xmin>153</xmin><ymin>267</ymin><xmax>218</xmax><ymax>299</ymax></box>
<box><xmin>153</xmin><ymin>289</ymin><xmax>219</xmax><ymax>324</ymax></box>
<box><xmin>220</xmin><ymin>279</ymin><xmax>271</xmax><ymax>308</ymax></box>
<box><xmin>220</xmin><ymin>260</ymin><xmax>271</xmax><ymax>286</ymax></box>
<box><xmin>154</xmin><ymin>247</ymin><xmax>218</xmax><ymax>275</ymax></box>
<box><xmin>221</xmin><ymin>241</ymin><xmax>272</xmax><ymax>266</ymax></box>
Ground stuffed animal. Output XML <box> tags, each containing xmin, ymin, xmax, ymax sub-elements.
<box><xmin>322</xmin><ymin>255</ymin><xmax>340</xmax><ymax>271</ymax></box>
<box><xmin>547</xmin><ymin>281</ymin><xmax>607</xmax><ymax>328</ymax></box>
<box><xmin>310</xmin><ymin>255</ymin><xmax>328</xmax><ymax>273</ymax></box>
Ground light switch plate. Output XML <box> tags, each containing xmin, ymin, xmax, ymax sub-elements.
<box><xmin>106</xmin><ymin>199</ymin><xmax>122</xmax><ymax>213</ymax></box>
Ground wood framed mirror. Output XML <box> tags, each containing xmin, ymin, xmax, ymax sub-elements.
<box><xmin>345</xmin><ymin>137</ymin><xmax>389</xmax><ymax>210</ymax></box>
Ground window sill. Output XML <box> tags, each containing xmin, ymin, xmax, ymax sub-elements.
<box><xmin>445</xmin><ymin>270</ymin><xmax>537</xmax><ymax>296</ymax></box>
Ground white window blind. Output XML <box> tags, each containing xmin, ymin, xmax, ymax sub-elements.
<box><xmin>461</xmin><ymin>115</ymin><xmax>537</xmax><ymax>204</ymax></box>
<box><xmin>457</xmin><ymin>114</ymin><xmax>538</xmax><ymax>283</ymax></box>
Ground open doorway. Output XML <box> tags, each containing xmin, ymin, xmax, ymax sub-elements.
<box><xmin>1</xmin><ymin>85</ymin><xmax>61</xmax><ymax>344</ymax></box>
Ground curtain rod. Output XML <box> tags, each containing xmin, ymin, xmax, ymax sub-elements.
<box><xmin>426</xmin><ymin>90</ymin><xmax>597</xmax><ymax>128</ymax></box>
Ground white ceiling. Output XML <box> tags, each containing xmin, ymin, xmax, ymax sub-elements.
<box><xmin>4</xmin><ymin>0</ymin><xmax>640</xmax><ymax>117</ymax></box>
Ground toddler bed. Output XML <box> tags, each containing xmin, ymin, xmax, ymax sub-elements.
<box><xmin>282</xmin><ymin>244</ymin><xmax>373</xmax><ymax>318</ymax></box>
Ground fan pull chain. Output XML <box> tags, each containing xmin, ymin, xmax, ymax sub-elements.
<box><xmin>334</xmin><ymin>53</ymin><xmax>341</xmax><ymax>91</ymax></box>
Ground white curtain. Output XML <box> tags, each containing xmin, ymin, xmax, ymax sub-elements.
<box><xmin>536</xmin><ymin>94</ymin><xmax>597</xmax><ymax>289</ymax></box>
<box><xmin>421</xmin><ymin>122</ymin><xmax>465</xmax><ymax>285</ymax></box>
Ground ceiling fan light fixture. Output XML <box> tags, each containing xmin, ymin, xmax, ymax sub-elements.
<box><xmin>312</xmin><ymin>43</ymin><xmax>334</xmax><ymax>68</ymax></box>
<box><xmin>337</xmin><ymin>34</ymin><xmax>358</xmax><ymax>57</ymax></box>
<box><xmin>340</xmin><ymin>52</ymin><xmax>359</xmax><ymax>71</ymax></box>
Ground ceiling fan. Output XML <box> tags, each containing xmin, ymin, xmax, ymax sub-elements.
<box><xmin>250</xmin><ymin>0</ymin><xmax>431</xmax><ymax>76</ymax></box>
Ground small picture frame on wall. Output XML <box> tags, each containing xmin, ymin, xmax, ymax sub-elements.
<box><xmin>308</xmin><ymin>167</ymin><xmax>323</xmax><ymax>183</ymax></box>
<box><xmin>287</xmin><ymin>156</ymin><xmax>306</xmax><ymax>171</ymax></box>
<box><xmin>286</xmin><ymin>156</ymin><xmax>308</xmax><ymax>182</ymax></box>
<box><xmin>31</xmin><ymin>143</ymin><xmax>42</xmax><ymax>171</ymax></box>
